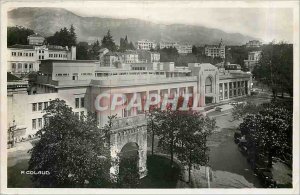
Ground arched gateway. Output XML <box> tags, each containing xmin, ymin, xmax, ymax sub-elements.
<box><xmin>109</xmin><ymin>115</ymin><xmax>148</xmax><ymax>179</ymax></box>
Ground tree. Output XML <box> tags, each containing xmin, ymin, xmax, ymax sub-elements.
<box><xmin>151</xmin><ymin>105</ymin><xmax>215</xmax><ymax>171</ymax></box>
<box><xmin>28</xmin><ymin>99</ymin><xmax>111</xmax><ymax>187</ymax></box>
<box><xmin>175</xmin><ymin>112</ymin><xmax>215</xmax><ymax>182</ymax></box>
<box><xmin>101</xmin><ymin>30</ymin><xmax>117</xmax><ymax>52</ymax></box>
<box><xmin>46</xmin><ymin>25</ymin><xmax>77</xmax><ymax>48</ymax></box>
<box><xmin>239</xmin><ymin>103</ymin><xmax>292</xmax><ymax>168</ymax></box>
<box><xmin>76</xmin><ymin>42</ymin><xmax>89</xmax><ymax>60</ymax></box>
<box><xmin>253</xmin><ymin>43</ymin><xmax>293</xmax><ymax>98</ymax></box>
<box><xmin>159</xmin><ymin>47</ymin><xmax>179</xmax><ymax>62</ymax></box>
<box><xmin>231</xmin><ymin>102</ymin><xmax>260</xmax><ymax>120</ymax></box>
<box><xmin>69</xmin><ymin>24</ymin><xmax>77</xmax><ymax>46</ymax></box>
<box><xmin>7</xmin><ymin>26</ymin><xmax>34</xmax><ymax>46</ymax></box>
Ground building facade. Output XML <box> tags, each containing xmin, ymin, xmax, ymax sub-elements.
<box><xmin>244</xmin><ymin>51</ymin><xmax>262</xmax><ymax>71</ymax></box>
<box><xmin>8</xmin><ymin>60</ymin><xmax>252</xmax><ymax>140</ymax></box>
<box><xmin>27</xmin><ymin>33</ymin><xmax>45</xmax><ymax>45</ymax></box>
<box><xmin>7</xmin><ymin>59</ymin><xmax>252</xmax><ymax>178</ymax></box>
<box><xmin>137</xmin><ymin>50</ymin><xmax>160</xmax><ymax>63</ymax></box>
<box><xmin>246</xmin><ymin>40</ymin><xmax>262</xmax><ymax>48</ymax></box>
<box><xmin>159</xmin><ymin>42</ymin><xmax>192</xmax><ymax>54</ymax></box>
<box><xmin>7</xmin><ymin>44</ymin><xmax>76</xmax><ymax>75</ymax></box>
<box><xmin>204</xmin><ymin>39</ymin><xmax>225</xmax><ymax>58</ymax></box>
<box><xmin>136</xmin><ymin>40</ymin><xmax>157</xmax><ymax>50</ymax></box>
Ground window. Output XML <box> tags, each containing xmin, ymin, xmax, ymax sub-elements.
<box><xmin>123</xmin><ymin>108</ymin><xmax>131</xmax><ymax>118</ymax></box>
<box><xmin>80</xmin><ymin>111</ymin><xmax>84</xmax><ymax>118</ymax></box>
<box><xmin>25</xmin><ymin>53</ymin><xmax>28</xmax><ymax>56</ymax></box>
<box><xmin>29</xmin><ymin>64</ymin><xmax>33</xmax><ymax>70</ymax></box>
<box><xmin>75</xmin><ymin>98</ymin><xmax>80</xmax><ymax>108</ymax></box>
<box><xmin>229</xmin><ymin>82</ymin><xmax>233</xmax><ymax>98</ymax></box>
<box><xmin>219</xmin><ymin>83</ymin><xmax>223</xmax><ymax>100</ymax></box>
<box><xmin>75</xmin><ymin>112</ymin><xmax>79</xmax><ymax>119</ymax></box>
<box><xmin>24</xmin><ymin>64</ymin><xmax>28</xmax><ymax>69</ymax></box>
<box><xmin>12</xmin><ymin>52</ymin><xmax>16</xmax><ymax>56</ymax></box>
<box><xmin>38</xmin><ymin>102</ymin><xmax>43</xmax><ymax>111</ymax></box>
<box><xmin>205</xmin><ymin>77</ymin><xmax>212</xmax><ymax>93</ymax></box>
<box><xmin>224</xmin><ymin>83</ymin><xmax>228</xmax><ymax>99</ymax></box>
<box><xmin>12</xmin><ymin>63</ymin><xmax>16</xmax><ymax>70</ymax></box>
<box><xmin>44</xmin><ymin>102</ymin><xmax>48</xmax><ymax>109</ymax></box>
<box><xmin>32</xmin><ymin>103</ymin><xmax>37</xmax><ymax>111</ymax></box>
<box><xmin>32</xmin><ymin>119</ymin><xmax>36</xmax><ymax>129</ymax></box>
<box><xmin>44</xmin><ymin>117</ymin><xmax>49</xmax><ymax>126</ymax></box>
<box><xmin>18</xmin><ymin>63</ymin><xmax>22</xmax><ymax>69</ymax></box>
<box><xmin>18</xmin><ymin>52</ymin><xmax>22</xmax><ymax>56</ymax></box>
<box><xmin>81</xmin><ymin>97</ymin><xmax>84</xmax><ymax>108</ymax></box>
<box><xmin>38</xmin><ymin>118</ymin><xmax>42</xmax><ymax>129</ymax></box>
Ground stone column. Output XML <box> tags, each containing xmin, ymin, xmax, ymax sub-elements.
<box><xmin>221</xmin><ymin>83</ymin><xmax>224</xmax><ymax>101</ymax></box>
<box><xmin>138</xmin><ymin>149</ymin><xmax>147</xmax><ymax>178</ymax></box>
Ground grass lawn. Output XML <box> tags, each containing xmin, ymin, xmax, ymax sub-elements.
<box><xmin>138</xmin><ymin>155</ymin><xmax>180</xmax><ymax>188</ymax></box>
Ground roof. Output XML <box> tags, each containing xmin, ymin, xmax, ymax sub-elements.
<box><xmin>47</xmin><ymin>45</ymin><xmax>68</xmax><ymax>51</ymax></box>
<box><xmin>8</xmin><ymin>44</ymin><xmax>34</xmax><ymax>49</ymax></box>
<box><xmin>41</xmin><ymin>59</ymin><xmax>99</xmax><ymax>63</ymax></box>
<box><xmin>123</xmin><ymin>50</ymin><xmax>138</xmax><ymax>55</ymax></box>
<box><xmin>105</xmin><ymin>51</ymin><xmax>122</xmax><ymax>57</ymax></box>
<box><xmin>7</xmin><ymin>72</ymin><xmax>21</xmax><ymax>82</ymax></box>
<box><xmin>28</xmin><ymin>33</ymin><xmax>44</xmax><ymax>38</ymax></box>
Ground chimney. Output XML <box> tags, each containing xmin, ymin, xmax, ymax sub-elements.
<box><xmin>71</xmin><ymin>46</ymin><xmax>76</xmax><ymax>60</ymax></box>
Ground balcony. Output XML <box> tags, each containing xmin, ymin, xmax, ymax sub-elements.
<box><xmin>90</xmin><ymin>76</ymin><xmax>197</xmax><ymax>87</ymax></box>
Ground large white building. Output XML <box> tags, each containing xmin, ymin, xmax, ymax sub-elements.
<box><xmin>204</xmin><ymin>39</ymin><xmax>225</xmax><ymax>58</ymax></box>
<box><xmin>27</xmin><ymin>33</ymin><xmax>45</xmax><ymax>45</ymax></box>
<box><xmin>7</xmin><ymin>59</ymin><xmax>252</xmax><ymax>178</ymax></box>
<box><xmin>246</xmin><ymin>40</ymin><xmax>262</xmax><ymax>48</ymax></box>
<box><xmin>159</xmin><ymin>42</ymin><xmax>192</xmax><ymax>54</ymax></box>
<box><xmin>7</xmin><ymin>44</ymin><xmax>76</xmax><ymax>75</ymax></box>
<box><xmin>8</xmin><ymin>59</ymin><xmax>252</xmax><ymax>140</ymax></box>
<box><xmin>136</xmin><ymin>40</ymin><xmax>157</xmax><ymax>50</ymax></box>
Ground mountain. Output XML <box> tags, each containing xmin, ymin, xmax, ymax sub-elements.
<box><xmin>8</xmin><ymin>7</ymin><xmax>257</xmax><ymax>45</ymax></box>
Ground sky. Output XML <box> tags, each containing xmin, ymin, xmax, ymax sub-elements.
<box><xmin>64</xmin><ymin>1</ymin><xmax>294</xmax><ymax>43</ymax></box>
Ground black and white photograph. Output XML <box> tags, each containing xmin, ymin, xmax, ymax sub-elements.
<box><xmin>0</xmin><ymin>0</ymin><xmax>299</xmax><ymax>194</ymax></box>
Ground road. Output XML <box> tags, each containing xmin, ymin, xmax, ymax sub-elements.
<box><xmin>207</xmin><ymin>110</ymin><xmax>262</xmax><ymax>188</ymax></box>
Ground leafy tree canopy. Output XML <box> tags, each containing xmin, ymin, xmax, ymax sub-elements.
<box><xmin>46</xmin><ymin>25</ymin><xmax>77</xmax><ymax>48</ymax></box>
<box><xmin>7</xmin><ymin>26</ymin><xmax>34</xmax><ymax>46</ymax></box>
<box><xmin>28</xmin><ymin>99</ymin><xmax>111</xmax><ymax>187</ymax></box>
<box><xmin>101</xmin><ymin>30</ymin><xmax>117</xmax><ymax>52</ymax></box>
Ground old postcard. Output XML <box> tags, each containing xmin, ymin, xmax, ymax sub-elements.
<box><xmin>0</xmin><ymin>0</ymin><xmax>299</xmax><ymax>194</ymax></box>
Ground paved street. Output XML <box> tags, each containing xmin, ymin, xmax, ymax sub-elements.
<box><xmin>207</xmin><ymin>108</ymin><xmax>262</xmax><ymax>188</ymax></box>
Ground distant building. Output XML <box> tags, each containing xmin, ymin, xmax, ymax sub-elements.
<box><xmin>120</xmin><ymin>50</ymin><xmax>139</xmax><ymax>64</ymax></box>
<box><xmin>245</xmin><ymin>40</ymin><xmax>262</xmax><ymax>48</ymax></box>
<box><xmin>103</xmin><ymin>51</ymin><xmax>123</xmax><ymax>67</ymax></box>
<box><xmin>159</xmin><ymin>42</ymin><xmax>192</xmax><ymax>54</ymax></box>
<box><xmin>7</xmin><ymin>44</ymin><xmax>76</xmax><ymax>75</ymax></box>
<box><xmin>244</xmin><ymin>51</ymin><xmax>262</xmax><ymax>71</ymax></box>
<box><xmin>177</xmin><ymin>44</ymin><xmax>193</xmax><ymax>54</ymax></box>
<box><xmin>137</xmin><ymin>50</ymin><xmax>160</xmax><ymax>63</ymax></box>
<box><xmin>27</xmin><ymin>33</ymin><xmax>45</xmax><ymax>45</ymax></box>
<box><xmin>204</xmin><ymin>39</ymin><xmax>225</xmax><ymax>58</ymax></box>
<box><xmin>136</xmin><ymin>40</ymin><xmax>157</xmax><ymax>50</ymax></box>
